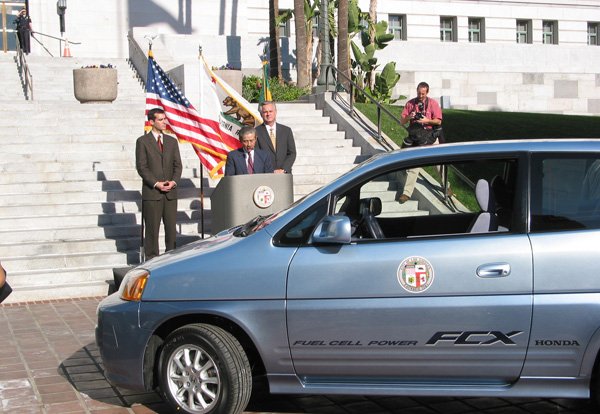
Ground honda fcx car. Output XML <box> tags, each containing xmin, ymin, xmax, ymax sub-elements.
<box><xmin>97</xmin><ymin>139</ymin><xmax>600</xmax><ymax>414</ymax></box>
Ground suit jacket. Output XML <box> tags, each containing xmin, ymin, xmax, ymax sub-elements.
<box><xmin>135</xmin><ymin>132</ymin><xmax>183</xmax><ymax>201</ymax></box>
<box><xmin>255</xmin><ymin>122</ymin><xmax>296</xmax><ymax>173</ymax></box>
<box><xmin>225</xmin><ymin>147</ymin><xmax>274</xmax><ymax>176</ymax></box>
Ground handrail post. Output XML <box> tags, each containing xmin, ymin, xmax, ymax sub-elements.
<box><xmin>377</xmin><ymin>107</ymin><xmax>382</xmax><ymax>141</ymax></box>
<box><xmin>350</xmin><ymin>83</ymin><xmax>354</xmax><ymax>115</ymax></box>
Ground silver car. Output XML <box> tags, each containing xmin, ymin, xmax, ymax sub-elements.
<box><xmin>96</xmin><ymin>139</ymin><xmax>600</xmax><ymax>414</ymax></box>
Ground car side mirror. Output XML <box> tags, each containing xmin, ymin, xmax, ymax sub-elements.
<box><xmin>359</xmin><ymin>197</ymin><xmax>382</xmax><ymax>216</ymax></box>
<box><xmin>310</xmin><ymin>215</ymin><xmax>352</xmax><ymax>244</ymax></box>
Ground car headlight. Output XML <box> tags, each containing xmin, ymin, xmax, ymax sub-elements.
<box><xmin>121</xmin><ymin>269</ymin><xmax>150</xmax><ymax>301</ymax></box>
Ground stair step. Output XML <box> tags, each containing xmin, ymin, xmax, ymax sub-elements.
<box><xmin>0</xmin><ymin>238</ymin><xmax>139</xmax><ymax>257</ymax></box>
<box><xmin>0</xmin><ymin>221</ymin><xmax>205</xmax><ymax>243</ymax></box>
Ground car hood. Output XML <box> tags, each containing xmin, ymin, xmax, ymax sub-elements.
<box><xmin>138</xmin><ymin>228</ymin><xmax>294</xmax><ymax>301</ymax></box>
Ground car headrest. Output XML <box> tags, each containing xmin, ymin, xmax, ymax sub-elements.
<box><xmin>475</xmin><ymin>179</ymin><xmax>496</xmax><ymax>213</ymax></box>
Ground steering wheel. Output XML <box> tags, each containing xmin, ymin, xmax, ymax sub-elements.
<box><xmin>362</xmin><ymin>208</ymin><xmax>385</xmax><ymax>239</ymax></box>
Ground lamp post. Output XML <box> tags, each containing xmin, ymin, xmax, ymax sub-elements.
<box><xmin>313</xmin><ymin>0</ymin><xmax>335</xmax><ymax>93</ymax></box>
<box><xmin>57</xmin><ymin>0</ymin><xmax>67</xmax><ymax>35</ymax></box>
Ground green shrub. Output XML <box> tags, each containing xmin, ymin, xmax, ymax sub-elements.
<box><xmin>242</xmin><ymin>76</ymin><xmax>310</xmax><ymax>103</ymax></box>
<box><xmin>242</xmin><ymin>75</ymin><xmax>262</xmax><ymax>103</ymax></box>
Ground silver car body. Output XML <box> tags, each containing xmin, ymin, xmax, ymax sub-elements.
<box><xmin>96</xmin><ymin>139</ymin><xmax>600</xmax><ymax>400</ymax></box>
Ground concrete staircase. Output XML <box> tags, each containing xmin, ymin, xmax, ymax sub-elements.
<box><xmin>0</xmin><ymin>54</ymin><xmax>363</xmax><ymax>303</ymax></box>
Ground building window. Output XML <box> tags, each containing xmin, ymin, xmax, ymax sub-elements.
<box><xmin>589</xmin><ymin>23</ymin><xmax>599</xmax><ymax>45</ymax></box>
<box><xmin>278</xmin><ymin>11</ymin><xmax>290</xmax><ymax>38</ymax></box>
<box><xmin>516</xmin><ymin>19</ymin><xmax>532</xmax><ymax>44</ymax></box>
<box><xmin>543</xmin><ymin>20</ymin><xmax>558</xmax><ymax>44</ymax></box>
<box><xmin>468</xmin><ymin>18</ymin><xmax>485</xmax><ymax>43</ymax></box>
<box><xmin>389</xmin><ymin>14</ymin><xmax>406</xmax><ymax>41</ymax></box>
<box><xmin>440</xmin><ymin>17</ymin><xmax>457</xmax><ymax>42</ymax></box>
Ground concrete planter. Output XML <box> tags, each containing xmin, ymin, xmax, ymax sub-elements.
<box><xmin>214</xmin><ymin>70</ymin><xmax>243</xmax><ymax>95</ymax></box>
<box><xmin>73</xmin><ymin>68</ymin><xmax>118</xmax><ymax>104</ymax></box>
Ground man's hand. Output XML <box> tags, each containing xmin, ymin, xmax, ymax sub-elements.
<box><xmin>156</xmin><ymin>181</ymin><xmax>174</xmax><ymax>192</ymax></box>
<box><xmin>416</xmin><ymin>115</ymin><xmax>431</xmax><ymax>125</ymax></box>
<box><xmin>274</xmin><ymin>169</ymin><xmax>285</xmax><ymax>174</ymax></box>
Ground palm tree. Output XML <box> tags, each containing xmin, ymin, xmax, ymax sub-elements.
<box><xmin>337</xmin><ymin>0</ymin><xmax>350</xmax><ymax>90</ymax></box>
<box><xmin>294</xmin><ymin>0</ymin><xmax>310</xmax><ymax>88</ymax></box>
<box><xmin>368</xmin><ymin>0</ymin><xmax>377</xmax><ymax>88</ymax></box>
<box><xmin>269</xmin><ymin>0</ymin><xmax>281</xmax><ymax>78</ymax></box>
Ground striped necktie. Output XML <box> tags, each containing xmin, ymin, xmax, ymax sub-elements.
<box><xmin>247</xmin><ymin>153</ymin><xmax>254</xmax><ymax>174</ymax></box>
<box><xmin>270</xmin><ymin>127</ymin><xmax>276</xmax><ymax>150</ymax></box>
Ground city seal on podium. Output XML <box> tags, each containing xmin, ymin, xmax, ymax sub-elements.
<box><xmin>253</xmin><ymin>185</ymin><xmax>275</xmax><ymax>208</ymax></box>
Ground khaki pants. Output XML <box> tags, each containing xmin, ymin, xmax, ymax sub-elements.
<box><xmin>400</xmin><ymin>139</ymin><xmax>449</xmax><ymax>198</ymax></box>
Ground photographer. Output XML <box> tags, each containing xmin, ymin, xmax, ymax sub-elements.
<box><xmin>398</xmin><ymin>82</ymin><xmax>446</xmax><ymax>203</ymax></box>
<box><xmin>401</xmin><ymin>81</ymin><xmax>443</xmax><ymax>148</ymax></box>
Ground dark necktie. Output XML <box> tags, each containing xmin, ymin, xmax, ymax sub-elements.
<box><xmin>247</xmin><ymin>153</ymin><xmax>254</xmax><ymax>174</ymax></box>
<box><xmin>158</xmin><ymin>135</ymin><xmax>163</xmax><ymax>151</ymax></box>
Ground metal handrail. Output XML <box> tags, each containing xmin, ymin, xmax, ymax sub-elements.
<box><xmin>324</xmin><ymin>64</ymin><xmax>405</xmax><ymax>152</ymax></box>
<box><xmin>127</xmin><ymin>34</ymin><xmax>149</xmax><ymax>88</ymax></box>
<box><xmin>33</xmin><ymin>32</ymin><xmax>81</xmax><ymax>57</ymax></box>
<box><xmin>15</xmin><ymin>34</ymin><xmax>33</xmax><ymax>100</ymax></box>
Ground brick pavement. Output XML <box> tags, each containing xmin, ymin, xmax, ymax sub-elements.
<box><xmin>1</xmin><ymin>297</ymin><xmax>598</xmax><ymax>414</ymax></box>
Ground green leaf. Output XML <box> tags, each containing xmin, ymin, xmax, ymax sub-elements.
<box><xmin>351</xmin><ymin>40</ymin><xmax>371</xmax><ymax>73</ymax></box>
<box><xmin>380</xmin><ymin>61</ymin><xmax>400</xmax><ymax>87</ymax></box>
<box><xmin>348</xmin><ymin>1</ymin><xmax>361</xmax><ymax>34</ymax></box>
<box><xmin>275</xmin><ymin>9</ymin><xmax>293</xmax><ymax>26</ymax></box>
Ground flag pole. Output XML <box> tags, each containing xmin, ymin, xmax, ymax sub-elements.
<box><xmin>139</xmin><ymin>38</ymin><xmax>154</xmax><ymax>263</ymax></box>
<box><xmin>198</xmin><ymin>45</ymin><xmax>205</xmax><ymax>239</ymax></box>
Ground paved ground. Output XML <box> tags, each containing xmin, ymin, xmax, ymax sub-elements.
<box><xmin>1</xmin><ymin>297</ymin><xmax>598</xmax><ymax>414</ymax></box>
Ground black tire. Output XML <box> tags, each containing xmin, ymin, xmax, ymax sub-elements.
<box><xmin>157</xmin><ymin>324</ymin><xmax>252</xmax><ymax>414</ymax></box>
<box><xmin>591</xmin><ymin>357</ymin><xmax>600</xmax><ymax>409</ymax></box>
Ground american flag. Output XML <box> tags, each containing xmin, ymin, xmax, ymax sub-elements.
<box><xmin>145</xmin><ymin>51</ymin><xmax>244</xmax><ymax>178</ymax></box>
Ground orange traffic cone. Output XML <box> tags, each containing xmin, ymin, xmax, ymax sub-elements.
<box><xmin>63</xmin><ymin>39</ymin><xmax>72</xmax><ymax>57</ymax></box>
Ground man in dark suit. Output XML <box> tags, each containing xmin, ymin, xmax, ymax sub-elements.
<box><xmin>255</xmin><ymin>101</ymin><xmax>296</xmax><ymax>174</ymax></box>
<box><xmin>136</xmin><ymin>108</ymin><xmax>183</xmax><ymax>260</ymax></box>
<box><xmin>225</xmin><ymin>126</ymin><xmax>274</xmax><ymax>176</ymax></box>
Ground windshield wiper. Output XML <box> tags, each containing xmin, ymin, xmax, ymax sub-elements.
<box><xmin>233</xmin><ymin>215</ymin><xmax>269</xmax><ymax>237</ymax></box>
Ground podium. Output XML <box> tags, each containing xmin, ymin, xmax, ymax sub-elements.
<box><xmin>211</xmin><ymin>174</ymin><xmax>294</xmax><ymax>233</ymax></box>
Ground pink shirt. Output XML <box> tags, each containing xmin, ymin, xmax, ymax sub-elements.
<box><xmin>402</xmin><ymin>97</ymin><xmax>443</xmax><ymax>129</ymax></box>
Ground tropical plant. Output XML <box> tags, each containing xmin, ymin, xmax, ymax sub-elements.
<box><xmin>348</xmin><ymin>2</ymin><xmax>400</xmax><ymax>104</ymax></box>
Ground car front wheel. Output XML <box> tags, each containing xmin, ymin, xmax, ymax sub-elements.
<box><xmin>157</xmin><ymin>324</ymin><xmax>251</xmax><ymax>414</ymax></box>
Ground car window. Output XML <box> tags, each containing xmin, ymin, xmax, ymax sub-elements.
<box><xmin>531</xmin><ymin>155</ymin><xmax>600</xmax><ymax>232</ymax></box>
<box><xmin>335</xmin><ymin>159</ymin><xmax>517</xmax><ymax>239</ymax></box>
<box><xmin>278</xmin><ymin>198</ymin><xmax>328</xmax><ymax>245</ymax></box>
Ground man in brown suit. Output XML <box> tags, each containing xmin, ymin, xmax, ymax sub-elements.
<box><xmin>136</xmin><ymin>108</ymin><xmax>182</xmax><ymax>260</ymax></box>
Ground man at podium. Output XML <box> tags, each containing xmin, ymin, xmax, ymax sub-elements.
<box><xmin>225</xmin><ymin>126</ymin><xmax>274</xmax><ymax>176</ymax></box>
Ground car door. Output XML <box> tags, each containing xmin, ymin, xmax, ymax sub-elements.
<box><xmin>524</xmin><ymin>153</ymin><xmax>600</xmax><ymax>378</ymax></box>
<box><xmin>286</xmin><ymin>157</ymin><xmax>533</xmax><ymax>385</ymax></box>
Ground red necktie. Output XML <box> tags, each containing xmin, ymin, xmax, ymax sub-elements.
<box><xmin>158</xmin><ymin>135</ymin><xmax>163</xmax><ymax>151</ymax></box>
<box><xmin>247</xmin><ymin>153</ymin><xmax>254</xmax><ymax>174</ymax></box>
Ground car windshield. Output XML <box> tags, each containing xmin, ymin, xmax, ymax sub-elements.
<box><xmin>232</xmin><ymin>189</ymin><xmax>321</xmax><ymax>237</ymax></box>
